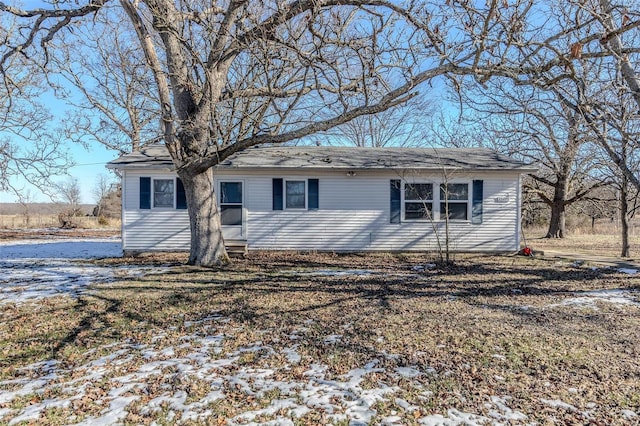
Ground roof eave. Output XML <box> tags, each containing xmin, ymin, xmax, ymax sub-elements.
<box><xmin>106</xmin><ymin>162</ymin><xmax>174</xmax><ymax>171</ymax></box>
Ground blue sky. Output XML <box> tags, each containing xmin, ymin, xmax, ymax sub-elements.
<box><xmin>0</xmin><ymin>0</ymin><xmax>121</xmax><ymax>204</ymax></box>
<box><xmin>0</xmin><ymin>86</ymin><xmax>121</xmax><ymax>205</ymax></box>
<box><xmin>0</xmin><ymin>0</ymin><xmax>451</xmax><ymax>205</ymax></box>
<box><xmin>0</xmin><ymin>142</ymin><xmax>118</xmax><ymax>205</ymax></box>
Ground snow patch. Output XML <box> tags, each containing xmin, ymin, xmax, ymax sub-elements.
<box><xmin>540</xmin><ymin>398</ymin><xmax>577</xmax><ymax>411</ymax></box>
<box><xmin>412</xmin><ymin>264</ymin><xmax>436</xmax><ymax>271</ymax></box>
<box><xmin>296</xmin><ymin>269</ymin><xmax>375</xmax><ymax>277</ymax></box>
<box><xmin>556</xmin><ymin>289</ymin><xmax>640</xmax><ymax>309</ymax></box>
<box><xmin>282</xmin><ymin>346</ymin><xmax>301</xmax><ymax>364</ymax></box>
<box><xmin>0</xmin><ymin>237</ymin><xmax>121</xmax><ymax>259</ymax></box>
<box><xmin>0</xmin><ymin>237</ymin><xmax>172</xmax><ymax>305</ymax></box>
<box><xmin>418</xmin><ymin>408</ymin><xmax>490</xmax><ymax>425</ymax></box>
<box><xmin>395</xmin><ymin>366</ymin><xmax>423</xmax><ymax>378</ymax></box>
<box><xmin>487</xmin><ymin>396</ymin><xmax>527</xmax><ymax>421</ymax></box>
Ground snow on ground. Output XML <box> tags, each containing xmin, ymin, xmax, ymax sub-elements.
<box><xmin>0</xmin><ymin>237</ymin><xmax>166</xmax><ymax>305</ymax></box>
<box><xmin>550</xmin><ymin>289</ymin><xmax>640</xmax><ymax>310</ymax></box>
<box><xmin>0</xmin><ymin>315</ymin><xmax>537</xmax><ymax>426</ymax></box>
<box><xmin>1</xmin><ymin>239</ymin><xmax>639</xmax><ymax>424</ymax></box>
<box><xmin>294</xmin><ymin>269</ymin><xmax>376</xmax><ymax>277</ymax></box>
<box><xmin>0</xmin><ymin>237</ymin><xmax>122</xmax><ymax>259</ymax></box>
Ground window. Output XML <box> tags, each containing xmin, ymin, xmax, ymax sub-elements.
<box><xmin>220</xmin><ymin>182</ymin><xmax>242</xmax><ymax>226</ymax></box>
<box><xmin>440</xmin><ymin>183</ymin><xmax>469</xmax><ymax>220</ymax></box>
<box><xmin>153</xmin><ymin>179</ymin><xmax>174</xmax><ymax>208</ymax></box>
<box><xmin>404</xmin><ymin>183</ymin><xmax>433</xmax><ymax>220</ymax></box>
<box><xmin>286</xmin><ymin>180</ymin><xmax>306</xmax><ymax>209</ymax></box>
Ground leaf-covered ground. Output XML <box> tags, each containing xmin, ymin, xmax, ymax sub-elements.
<box><xmin>1</xmin><ymin>250</ymin><xmax>639</xmax><ymax>425</ymax></box>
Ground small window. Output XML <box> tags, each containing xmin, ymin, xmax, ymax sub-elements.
<box><xmin>440</xmin><ymin>183</ymin><xmax>469</xmax><ymax>220</ymax></box>
<box><xmin>286</xmin><ymin>181</ymin><xmax>306</xmax><ymax>209</ymax></box>
<box><xmin>153</xmin><ymin>179</ymin><xmax>174</xmax><ymax>208</ymax></box>
<box><xmin>404</xmin><ymin>183</ymin><xmax>433</xmax><ymax>220</ymax></box>
<box><xmin>220</xmin><ymin>182</ymin><xmax>242</xmax><ymax>226</ymax></box>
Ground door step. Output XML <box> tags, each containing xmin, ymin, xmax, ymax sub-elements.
<box><xmin>225</xmin><ymin>240</ymin><xmax>248</xmax><ymax>257</ymax></box>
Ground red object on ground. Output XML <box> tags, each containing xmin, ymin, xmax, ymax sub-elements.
<box><xmin>520</xmin><ymin>247</ymin><xmax>533</xmax><ymax>257</ymax></box>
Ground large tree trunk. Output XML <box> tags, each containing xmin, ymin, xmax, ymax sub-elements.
<box><xmin>545</xmin><ymin>175</ymin><xmax>568</xmax><ymax>238</ymax></box>
<box><xmin>178</xmin><ymin>168</ymin><xmax>228</xmax><ymax>266</ymax></box>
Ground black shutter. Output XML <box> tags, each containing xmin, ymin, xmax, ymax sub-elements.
<box><xmin>176</xmin><ymin>178</ymin><xmax>187</xmax><ymax>210</ymax></box>
<box><xmin>308</xmin><ymin>179</ymin><xmax>319</xmax><ymax>210</ymax></box>
<box><xmin>390</xmin><ymin>179</ymin><xmax>401</xmax><ymax>223</ymax></box>
<box><xmin>472</xmin><ymin>180</ymin><xmax>483</xmax><ymax>224</ymax></box>
<box><xmin>140</xmin><ymin>177</ymin><xmax>151</xmax><ymax>209</ymax></box>
<box><xmin>272</xmin><ymin>178</ymin><xmax>283</xmax><ymax>210</ymax></box>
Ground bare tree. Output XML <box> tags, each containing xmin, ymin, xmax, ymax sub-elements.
<box><xmin>56</xmin><ymin>177</ymin><xmax>83</xmax><ymax>228</ymax></box>
<box><xmin>51</xmin><ymin>7</ymin><xmax>160</xmax><ymax>154</ymax></box>
<box><xmin>93</xmin><ymin>174</ymin><xmax>111</xmax><ymax>218</ymax></box>
<box><xmin>15</xmin><ymin>189</ymin><xmax>34</xmax><ymax>227</ymax></box>
<box><xmin>498</xmin><ymin>0</ymin><xmax>640</xmax><ymax>196</ymax></box>
<box><xmin>600</xmin><ymin>90</ymin><xmax>640</xmax><ymax>257</ymax></box>
<box><xmin>425</xmin><ymin>113</ymin><xmax>494</xmax><ymax>149</ymax></box>
<box><xmin>93</xmin><ymin>174</ymin><xmax>121</xmax><ymax>220</ymax></box>
<box><xmin>3</xmin><ymin>0</ymin><xmax>640</xmax><ymax>265</ymax></box>
<box><xmin>0</xmin><ymin>132</ymin><xmax>74</xmax><ymax>199</ymax></box>
<box><xmin>461</xmin><ymin>81</ymin><xmax>608</xmax><ymax>238</ymax></box>
<box><xmin>572</xmin><ymin>184</ymin><xmax>617</xmax><ymax>231</ymax></box>
<box><xmin>0</xmin><ymin>18</ymin><xmax>72</xmax><ymax>195</ymax></box>
<box><xmin>56</xmin><ymin>177</ymin><xmax>82</xmax><ymax>211</ymax></box>
<box><xmin>314</xmin><ymin>96</ymin><xmax>433</xmax><ymax>147</ymax></box>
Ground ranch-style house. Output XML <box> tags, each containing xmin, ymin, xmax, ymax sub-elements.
<box><xmin>107</xmin><ymin>144</ymin><xmax>535</xmax><ymax>255</ymax></box>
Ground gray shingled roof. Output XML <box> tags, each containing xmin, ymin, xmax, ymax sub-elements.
<box><xmin>107</xmin><ymin>144</ymin><xmax>534</xmax><ymax>171</ymax></box>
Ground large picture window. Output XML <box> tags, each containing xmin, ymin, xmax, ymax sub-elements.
<box><xmin>286</xmin><ymin>180</ymin><xmax>306</xmax><ymax>209</ymax></box>
<box><xmin>153</xmin><ymin>179</ymin><xmax>174</xmax><ymax>208</ymax></box>
<box><xmin>404</xmin><ymin>183</ymin><xmax>433</xmax><ymax>220</ymax></box>
<box><xmin>440</xmin><ymin>183</ymin><xmax>469</xmax><ymax>220</ymax></box>
<box><xmin>220</xmin><ymin>182</ymin><xmax>243</xmax><ymax>226</ymax></box>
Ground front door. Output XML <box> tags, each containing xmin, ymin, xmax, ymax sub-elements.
<box><xmin>220</xmin><ymin>181</ymin><xmax>244</xmax><ymax>240</ymax></box>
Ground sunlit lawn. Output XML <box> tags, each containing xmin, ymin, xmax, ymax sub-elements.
<box><xmin>1</xmin><ymin>252</ymin><xmax>639</xmax><ymax>425</ymax></box>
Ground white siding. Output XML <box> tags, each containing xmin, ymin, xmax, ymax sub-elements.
<box><xmin>122</xmin><ymin>170</ymin><xmax>190</xmax><ymax>251</ymax></box>
<box><xmin>121</xmin><ymin>168</ymin><xmax>522</xmax><ymax>252</ymax></box>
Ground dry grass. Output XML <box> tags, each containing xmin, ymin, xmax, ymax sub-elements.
<box><xmin>524</xmin><ymin>225</ymin><xmax>640</xmax><ymax>258</ymax></box>
<box><xmin>0</xmin><ymin>214</ymin><xmax>121</xmax><ymax>230</ymax></box>
<box><xmin>1</xmin><ymin>252</ymin><xmax>639</xmax><ymax>424</ymax></box>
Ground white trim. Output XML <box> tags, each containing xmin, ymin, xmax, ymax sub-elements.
<box><xmin>439</xmin><ymin>182</ymin><xmax>471</xmax><ymax>222</ymax></box>
<box><xmin>218</xmin><ymin>179</ymin><xmax>244</xmax><ymax>206</ymax></box>
<box><xmin>516</xmin><ymin>174</ymin><xmax>522</xmax><ymax>250</ymax></box>
<box><xmin>402</xmin><ymin>181</ymin><xmax>435</xmax><ymax>222</ymax></box>
<box><xmin>121</xmin><ymin>171</ymin><xmax>127</xmax><ymax>251</ymax></box>
<box><xmin>218</xmin><ymin>179</ymin><xmax>245</xmax><ymax>237</ymax></box>
<box><xmin>401</xmin><ymin>180</ymin><xmax>472</xmax><ymax>222</ymax></box>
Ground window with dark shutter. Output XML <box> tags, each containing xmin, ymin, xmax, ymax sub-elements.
<box><xmin>272</xmin><ymin>178</ymin><xmax>283</xmax><ymax>210</ymax></box>
<box><xmin>390</xmin><ymin>180</ymin><xmax>401</xmax><ymax>223</ymax></box>
<box><xmin>472</xmin><ymin>180</ymin><xmax>483</xmax><ymax>224</ymax></box>
<box><xmin>139</xmin><ymin>177</ymin><xmax>151</xmax><ymax>209</ymax></box>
